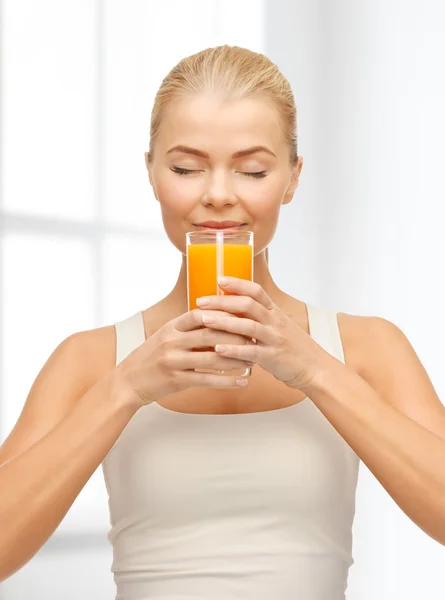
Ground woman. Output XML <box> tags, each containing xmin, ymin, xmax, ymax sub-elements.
<box><xmin>0</xmin><ymin>45</ymin><xmax>444</xmax><ymax>598</ymax></box>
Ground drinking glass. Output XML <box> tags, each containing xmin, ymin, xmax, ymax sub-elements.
<box><xmin>186</xmin><ymin>229</ymin><xmax>254</xmax><ymax>378</ymax></box>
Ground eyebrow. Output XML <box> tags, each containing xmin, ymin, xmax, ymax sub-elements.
<box><xmin>166</xmin><ymin>145</ymin><xmax>276</xmax><ymax>159</ymax></box>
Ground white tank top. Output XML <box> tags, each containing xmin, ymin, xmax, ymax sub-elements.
<box><xmin>102</xmin><ymin>304</ymin><xmax>360</xmax><ymax>600</ymax></box>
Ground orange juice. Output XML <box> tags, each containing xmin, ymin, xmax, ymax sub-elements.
<box><xmin>187</xmin><ymin>243</ymin><xmax>253</xmax><ymax>310</ymax></box>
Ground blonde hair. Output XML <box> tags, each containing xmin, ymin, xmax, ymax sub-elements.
<box><xmin>148</xmin><ymin>45</ymin><xmax>298</xmax><ymax>164</ymax></box>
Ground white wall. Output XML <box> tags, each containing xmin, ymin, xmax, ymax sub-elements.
<box><xmin>265</xmin><ymin>0</ymin><xmax>325</xmax><ymax>306</ymax></box>
<box><xmin>267</xmin><ymin>1</ymin><xmax>445</xmax><ymax>598</ymax></box>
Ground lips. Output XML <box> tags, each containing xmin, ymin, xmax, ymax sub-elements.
<box><xmin>195</xmin><ymin>221</ymin><xmax>246</xmax><ymax>229</ymax></box>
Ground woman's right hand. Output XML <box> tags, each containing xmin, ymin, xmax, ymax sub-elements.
<box><xmin>114</xmin><ymin>309</ymin><xmax>252</xmax><ymax>407</ymax></box>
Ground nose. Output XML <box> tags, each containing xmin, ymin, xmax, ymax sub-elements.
<box><xmin>201</xmin><ymin>170</ymin><xmax>237</xmax><ymax>209</ymax></box>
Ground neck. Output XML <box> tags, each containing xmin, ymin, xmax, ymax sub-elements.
<box><xmin>161</xmin><ymin>250</ymin><xmax>284</xmax><ymax>316</ymax></box>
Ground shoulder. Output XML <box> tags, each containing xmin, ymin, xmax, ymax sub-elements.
<box><xmin>0</xmin><ymin>324</ymin><xmax>118</xmax><ymax>466</ymax></box>
<box><xmin>68</xmin><ymin>324</ymin><xmax>117</xmax><ymax>388</ymax></box>
<box><xmin>336</xmin><ymin>310</ymin><xmax>423</xmax><ymax>399</ymax></box>
<box><xmin>336</xmin><ymin>311</ymin><xmax>407</xmax><ymax>378</ymax></box>
<box><xmin>336</xmin><ymin>310</ymin><xmax>400</xmax><ymax>343</ymax></box>
<box><xmin>336</xmin><ymin>311</ymin><xmax>445</xmax><ymax>437</ymax></box>
<box><xmin>72</xmin><ymin>306</ymin><xmax>162</xmax><ymax>385</ymax></box>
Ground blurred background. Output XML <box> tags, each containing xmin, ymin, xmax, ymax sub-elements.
<box><xmin>0</xmin><ymin>0</ymin><xmax>444</xmax><ymax>598</ymax></box>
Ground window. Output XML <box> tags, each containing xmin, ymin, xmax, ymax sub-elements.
<box><xmin>0</xmin><ymin>0</ymin><xmax>265</xmax><ymax>541</ymax></box>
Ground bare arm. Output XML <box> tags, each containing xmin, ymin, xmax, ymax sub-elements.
<box><xmin>0</xmin><ymin>332</ymin><xmax>139</xmax><ymax>582</ymax></box>
<box><xmin>0</xmin><ymin>308</ymin><xmax>254</xmax><ymax>581</ymax></box>
<box><xmin>301</xmin><ymin>316</ymin><xmax>445</xmax><ymax>546</ymax></box>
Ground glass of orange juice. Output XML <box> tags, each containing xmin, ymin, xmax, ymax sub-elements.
<box><xmin>186</xmin><ymin>229</ymin><xmax>254</xmax><ymax>378</ymax></box>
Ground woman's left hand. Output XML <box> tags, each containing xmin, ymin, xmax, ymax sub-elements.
<box><xmin>196</xmin><ymin>276</ymin><xmax>330</xmax><ymax>391</ymax></box>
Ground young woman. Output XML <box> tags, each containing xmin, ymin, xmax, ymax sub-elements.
<box><xmin>1</xmin><ymin>45</ymin><xmax>444</xmax><ymax>599</ymax></box>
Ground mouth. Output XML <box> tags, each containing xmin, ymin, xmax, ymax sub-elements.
<box><xmin>194</xmin><ymin>221</ymin><xmax>247</xmax><ymax>230</ymax></box>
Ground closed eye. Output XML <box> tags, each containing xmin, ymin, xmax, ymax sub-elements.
<box><xmin>171</xmin><ymin>167</ymin><xmax>268</xmax><ymax>179</ymax></box>
<box><xmin>242</xmin><ymin>171</ymin><xmax>267</xmax><ymax>179</ymax></box>
<box><xmin>171</xmin><ymin>167</ymin><xmax>199</xmax><ymax>175</ymax></box>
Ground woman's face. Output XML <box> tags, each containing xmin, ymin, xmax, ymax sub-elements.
<box><xmin>146</xmin><ymin>94</ymin><xmax>303</xmax><ymax>257</ymax></box>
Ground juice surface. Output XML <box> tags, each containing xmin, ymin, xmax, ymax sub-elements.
<box><xmin>187</xmin><ymin>243</ymin><xmax>253</xmax><ymax>310</ymax></box>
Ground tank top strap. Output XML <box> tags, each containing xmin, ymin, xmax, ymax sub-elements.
<box><xmin>115</xmin><ymin>311</ymin><xmax>145</xmax><ymax>366</ymax></box>
<box><xmin>306</xmin><ymin>304</ymin><xmax>345</xmax><ymax>364</ymax></box>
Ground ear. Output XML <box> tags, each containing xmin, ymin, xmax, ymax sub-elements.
<box><xmin>282</xmin><ymin>156</ymin><xmax>303</xmax><ymax>206</ymax></box>
<box><xmin>145</xmin><ymin>151</ymin><xmax>159</xmax><ymax>202</ymax></box>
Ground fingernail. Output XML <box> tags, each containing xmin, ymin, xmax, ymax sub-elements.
<box><xmin>236</xmin><ymin>379</ymin><xmax>248</xmax><ymax>386</ymax></box>
<box><xmin>214</xmin><ymin>344</ymin><xmax>227</xmax><ymax>352</ymax></box>
<box><xmin>197</xmin><ymin>297</ymin><xmax>210</xmax><ymax>306</ymax></box>
<box><xmin>218</xmin><ymin>276</ymin><xmax>229</xmax><ymax>286</ymax></box>
<box><xmin>202</xmin><ymin>315</ymin><xmax>215</xmax><ymax>323</ymax></box>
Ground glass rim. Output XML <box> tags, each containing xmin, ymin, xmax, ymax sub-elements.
<box><xmin>186</xmin><ymin>229</ymin><xmax>253</xmax><ymax>240</ymax></box>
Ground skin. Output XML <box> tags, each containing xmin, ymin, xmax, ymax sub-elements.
<box><xmin>144</xmin><ymin>93</ymin><xmax>304</xmax><ymax>321</ymax></box>
<box><xmin>0</xmin><ymin>90</ymin><xmax>443</xmax><ymax>582</ymax></box>
<box><xmin>136</xmin><ymin>92</ymin><xmax>327</xmax><ymax>413</ymax></box>
<box><xmin>0</xmin><ymin>86</ymin><xmax>444</xmax><ymax>581</ymax></box>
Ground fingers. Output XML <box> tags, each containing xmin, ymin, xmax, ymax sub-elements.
<box><xmin>174</xmin><ymin>308</ymin><xmax>234</xmax><ymax>333</ymax></box>
<box><xmin>214</xmin><ymin>341</ymin><xmax>259</xmax><ymax>364</ymax></box>
<box><xmin>202</xmin><ymin>314</ymin><xmax>274</xmax><ymax>345</ymax></box>
<box><xmin>218</xmin><ymin>277</ymin><xmax>276</xmax><ymax>310</ymax></box>
<box><xmin>197</xmin><ymin>294</ymin><xmax>271</xmax><ymax>324</ymax></box>
<box><xmin>179</xmin><ymin>370</ymin><xmax>249</xmax><ymax>389</ymax></box>
<box><xmin>168</xmin><ymin>351</ymin><xmax>250</xmax><ymax>372</ymax></box>
<box><xmin>180</xmin><ymin>327</ymin><xmax>249</xmax><ymax>350</ymax></box>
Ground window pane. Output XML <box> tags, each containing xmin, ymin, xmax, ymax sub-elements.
<box><xmin>101</xmin><ymin>235</ymin><xmax>181</xmax><ymax>324</ymax></box>
<box><xmin>103</xmin><ymin>0</ymin><xmax>218</xmax><ymax>230</ymax></box>
<box><xmin>2</xmin><ymin>0</ymin><xmax>96</xmax><ymax>220</ymax></box>
<box><xmin>0</xmin><ymin>233</ymin><xmax>112</xmax><ymax>534</ymax></box>
<box><xmin>1</xmin><ymin>233</ymin><xmax>95</xmax><ymax>438</ymax></box>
